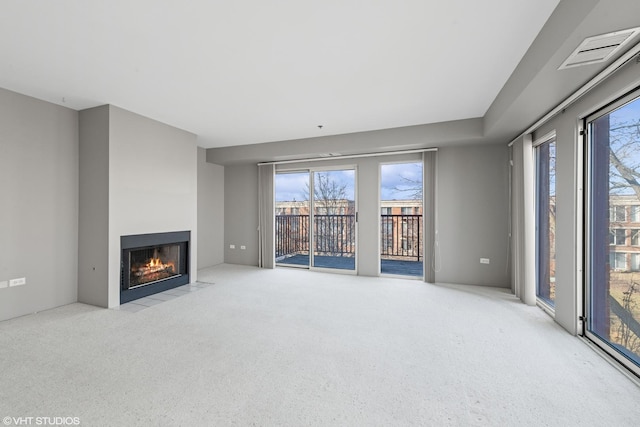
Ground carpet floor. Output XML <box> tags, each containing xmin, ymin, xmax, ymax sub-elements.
<box><xmin>1</xmin><ymin>264</ymin><xmax>639</xmax><ymax>426</ymax></box>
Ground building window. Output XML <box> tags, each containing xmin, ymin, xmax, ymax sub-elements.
<box><xmin>610</xmin><ymin>252</ymin><xmax>628</xmax><ymax>271</ymax></box>
<box><xmin>401</xmin><ymin>207</ymin><xmax>412</xmax><ymax>215</ymax></box>
<box><xmin>632</xmin><ymin>230</ymin><xmax>640</xmax><ymax>246</ymax></box>
<box><xmin>631</xmin><ymin>206</ymin><xmax>640</xmax><ymax>222</ymax></box>
<box><xmin>611</xmin><ymin>205</ymin><xmax>627</xmax><ymax>222</ymax></box>
<box><xmin>610</xmin><ymin>229</ymin><xmax>626</xmax><ymax>246</ymax></box>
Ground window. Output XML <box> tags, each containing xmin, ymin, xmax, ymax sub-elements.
<box><xmin>611</xmin><ymin>205</ymin><xmax>626</xmax><ymax>222</ymax></box>
<box><xmin>401</xmin><ymin>207</ymin><xmax>412</xmax><ymax>215</ymax></box>
<box><xmin>610</xmin><ymin>252</ymin><xmax>628</xmax><ymax>271</ymax></box>
<box><xmin>586</xmin><ymin>88</ymin><xmax>640</xmax><ymax>374</ymax></box>
<box><xmin>610</xmin><ymin>229</ymin><xmax>626</xmax><ymax>246</ymax></box>
<box><xmin>381</xmin><ymin>207</ymin><xmax>391</xmax><ymax>215</ymax></box>
<box><xmin>535</xmin><ymin>136</ymin><xmax>556</xmax><ymax>306</ymax></box>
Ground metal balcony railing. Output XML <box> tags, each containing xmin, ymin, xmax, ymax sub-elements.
<box><xmin>380</xmin><ymin>214</ymin><xmax>422</xmax><ymax>261</ymax></box>
<box><xmin>275</xmin><ymin>214</ymin><xmax>310</xmax><ymax>258</ymax></box>
<box><xmin>275</xmin><ymin>214</ymin><xmax>422</xmax><ymax>261</ymax></box>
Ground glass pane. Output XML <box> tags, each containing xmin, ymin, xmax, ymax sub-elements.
<box><xmin>129</xmin><ymin>244</ymin><xmax>181</xmax><ymax>288</ymax></box>
<box><xmin>380</xmin><ymin>162</ymin><xmax>423</xmax><ymax>277</ymax></box>
<box><xmin>536</xmin><ymin>140</ymin><xmax>556</xmax><ymax>305</ymax></box>
<box><xmin>312</xmin><ymin>170</ymin><xmax>356</xmax><ymax>270</ymax></box>
<box><xmin>589</xmin><ymin>95</ymin><xmax>640</xmax><ymax>369</ymax></box>
<box><xmin>275</xmin><ymin>172</ymin><xmax>310</xmax><ymax>267</ymax></box>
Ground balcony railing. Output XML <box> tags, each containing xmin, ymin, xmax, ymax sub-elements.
<box><xmin>275</xmin><ymin>214</ymin><xmax>310</xmax><ymax>258</ymax></box>
<box><xmin>275</xmin><ymin>214</ymin><xmax>422</xmax><ymax>261</ymax></box>
<box><xmin>381</xmin><ymin>214</ymin><xmax>422</xmax><ymax>261</ymax></box>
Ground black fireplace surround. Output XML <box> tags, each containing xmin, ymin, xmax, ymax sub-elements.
<box><xmin>120</xmin><ymin>231</ymin><xmax>190</xmax><ymax>304</ymax></box>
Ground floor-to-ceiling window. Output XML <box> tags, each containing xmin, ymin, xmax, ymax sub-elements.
<box><xmin>535</xmin><ymin>135</ymin><xmax>556</xmax><ymax>307</ymax></box>
<box><xmin>586</xmin><ymin>89</ymin><xmax>640</xmax><ymax>375</ymax></box>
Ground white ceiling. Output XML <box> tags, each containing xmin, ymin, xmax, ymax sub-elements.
<box><xmin>0</xmin><ymin>0</ymin><xmax>560</xmax><ymax>148</ymax></box>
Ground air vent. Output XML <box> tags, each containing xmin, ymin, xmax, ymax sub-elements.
<box><xmin>558</xmin><ymin>27</ymin><xmax>640</xmax><ymax>70</ymax></box>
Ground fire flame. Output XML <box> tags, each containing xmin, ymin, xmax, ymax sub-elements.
<box><xmin>135</xmin><ymin>258</ymin><xmax>175</xmax><ymax>277</ymax></box>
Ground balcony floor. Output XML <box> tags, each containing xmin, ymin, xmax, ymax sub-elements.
<box><xmin>276</xmin><ymin>254</ymin><xmax>423</xmax><ymax>277</ymax></box>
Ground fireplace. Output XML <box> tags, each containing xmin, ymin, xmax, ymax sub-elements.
<box><xmin>121</xmin><ymin>231</ymin><xmax>190</xmax><ymax>304</ymax></box>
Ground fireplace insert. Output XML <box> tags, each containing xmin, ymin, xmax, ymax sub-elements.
<box><xmin>121</xmin><ymin>231</ymin><xmax>190</xmax><ymax>303</ymax></box>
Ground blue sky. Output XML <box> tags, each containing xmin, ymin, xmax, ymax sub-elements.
<box><xmin>612</xmin><ymin>97</ymin><xmax>640</xmax><ymax>123</ymax></box>
<box><xmin>380</xmin><ymin>162</ymin><xmax>422</xmax><ymax>200</ymax></box>
<box><xmin>609</xmin><ymin>96</ymin><xmax>640</xmax><ymax>195</ymax></box>
<box><xmin>274</xmin><ymin>162</ymin><xmax>422</xmax><ymax>202</ymax></box>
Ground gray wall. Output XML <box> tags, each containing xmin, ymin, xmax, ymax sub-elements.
<box><xmin>78</xmin><ymin>106</ymin><xmax>110</xmax><ymax>307</ymax></box>
<box><xmin>208</xmin><ymin>118</ymin><xmax>483</xmax><ymax>165</ymax></box>
<box><xmin>197</xmin><ymin>147</ymin><xmax>225</xmax><ymax>268</ymax></box>
<box><xmin>0</xmin><ymin>87</ymin><xmax>79</xmax><ymax>322</ymax></box>
<box><xmin>532</xmin><ymin>58</ymin><xmax>640</xmax><ymax>334</ymax></box>
<box><xmin>436</xmin><ymin>144</ymin><xmax>510</xmax><ymax>286</ymax></box>
<box><xmin>108</xmin><ymin>106</ymin><xmax>198</xmax><ymax>307</ymax></box>
<box><xmin>224</xmin><ymin>164</ymin><xmax>259</xmax><ymax>265</ymax></box>
<box><xmin>78</xmin><ymin>105</ymin><xmax>198</xmax><ymax>308</ymax></box>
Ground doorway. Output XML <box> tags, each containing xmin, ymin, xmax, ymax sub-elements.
<box><xmin>380</xmin><ymin>162</ymin><xmax>423</xmax><ymax>277</ymax></box>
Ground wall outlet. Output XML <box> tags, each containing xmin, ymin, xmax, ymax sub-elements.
<box><xmin>229</xmin><ymin>244</ymin><xmax>235</xmax><ymax>249</ymax></box>
<box><xmin>480</xmin><ymin>258</ymin><xmax>490</xmax><ymax>264</ymax></box>
<box><xmin>240</xmin><ymin>245</ymin><xmax>246</xmax><ymax>250</ymax></box>
<box><xmin>0</xmin><ymin>281</ymin><xmax>8</xmax><ymax>289</ymax></box>
<box><xmin>9</xmin><ymin>277</ymin><xmax>26</xmax><ymax>287</ymax></box>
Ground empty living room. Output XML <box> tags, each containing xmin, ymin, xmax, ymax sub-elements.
<box><xmin>2</xmin><ymin>1</ymin><xmax>640</xmax><ymax>425</ymax></box>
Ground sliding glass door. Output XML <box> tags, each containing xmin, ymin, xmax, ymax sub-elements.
<box><xmin>275</xmin><ymin>168</ymin><xmax>357</xmax><ymax>272</ymax></box>
<box><xmin>586</xmin><ymin>89</ymin><xmax>640</xmax><ymax>375</ymax></box>
<box><xmin>312</xmin><ymin>169</ymin><xmax>356</xmax><ymax>270</ymax></box>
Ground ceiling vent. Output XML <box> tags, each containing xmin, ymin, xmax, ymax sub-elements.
<box><xmin>558</xmin><ymin>27</ymin><xmax>640</xmax><ymax>70</ymax></box>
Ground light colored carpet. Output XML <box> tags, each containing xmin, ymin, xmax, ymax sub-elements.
<box><xmin>1</xmin><ymin>264</ymin><xmax>639</xmax><ymax>426</ymax></box>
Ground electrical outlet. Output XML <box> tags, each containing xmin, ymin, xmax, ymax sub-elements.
<box><xmin>9</xmin><ymin>277</ymin><xmax>26</xmax><ymax>287</ymax></box>
<box><xmin>240</xmin><ymin>245</ymin><xmax>246</xmax><ymax>250</ymax></box>
<box><xmin>229</xmin><ymin>244</ymin><xmax>235</xmax><ymax>249</ymax></box>
<box><xmin>0</xmin><ymin>281</ymin><xmax>8</xmax><ymax>289</ymax></box>
<box><xmin>480</xmin><ymin>258</ymin><xmax>490</xmax><ymax>265</ymax></box>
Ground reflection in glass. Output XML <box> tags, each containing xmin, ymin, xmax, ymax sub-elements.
<box><xmin>536</xmin><ymin>139</ymin><xmax>556</xmax><ymax>305</ymax></box>
<box><xmin>588</xmin><ymin>95</ymin><xmax>640</xmax><ymax>369</ymax></box>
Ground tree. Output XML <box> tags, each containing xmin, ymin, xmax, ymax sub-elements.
<box><xmin>609</xmin><ymin>118</ymin><xmax>640</xmax><ymax>197</ymax></box>
<box><xmin>302</xmin><ymin>172</ymin><xmax>355</xmax><ymax>257</ymax></box>
<box><xmin>309</xmin><ymin>173</ymin><xmax>353</xmax><ymax>215</ymax></box>
<box><xmin>605</xmin><ymin>114</ymin><xmax>640</xmax><ymax>357</ymax></box>
<box><xmin>392</xmin><ymin>163</ymin><xmax>423</xmax><ymax>200</ymax></box>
